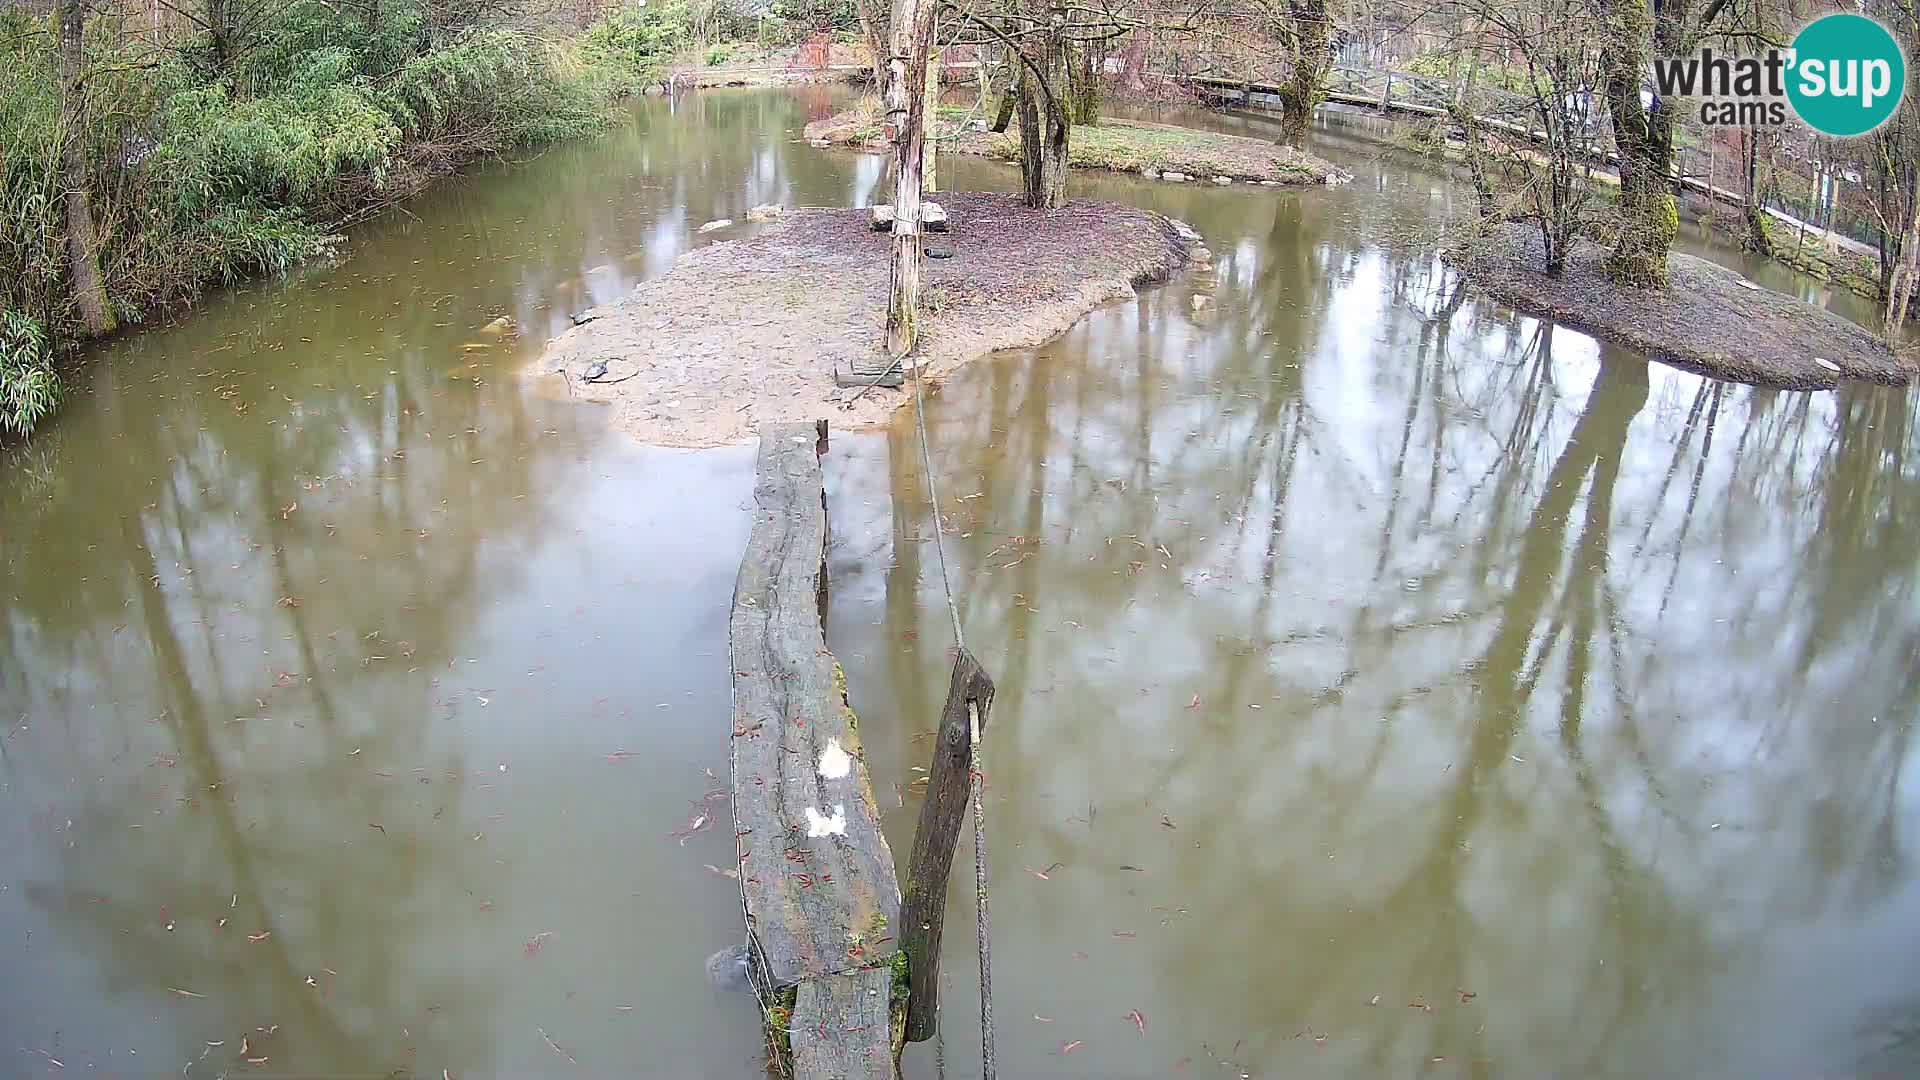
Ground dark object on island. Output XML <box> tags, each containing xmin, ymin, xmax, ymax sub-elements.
<box><xmin>924</xmin><ymin>245</ymin><xmax>955</xmax><ymax>259</ymax></box>
<box><xmin>570</xmin><ymin>311</ymin><xmax>598</xmax><ymax>326</ymax></box>
<box><xmin>581</xmin><ymin>358</ymin><xmax>610</xmax><ymax>382</ymax></box>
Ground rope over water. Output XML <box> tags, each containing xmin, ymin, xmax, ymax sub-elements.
<box><xmin>908</xmin><ymin>334</ymin><xmax>996</xmax><ymax>1080</ymax></box>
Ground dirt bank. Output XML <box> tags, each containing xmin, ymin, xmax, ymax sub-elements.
<box><xmin>527</xmin><ymin>192</ymin><xmax>1192</xmax><ymax>447</ymax></box>
<box><xmin>1456</xmin><ymin>223</ymin><xmax>1912</xmax><ymax>389</ymax></box>
<box><xmin>805</xmin><ymin>105</ymin><xmax>1342</xmax><ymax>185</ymax></box>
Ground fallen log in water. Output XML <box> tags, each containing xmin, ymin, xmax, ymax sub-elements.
<box><xmin>730</xmin><ymin>421</ymin><xmax>903</xmax><ymax>1078</ymax></box>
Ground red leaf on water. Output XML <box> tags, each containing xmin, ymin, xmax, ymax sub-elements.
<box><xmin>1024</xmin><ymin>862</ymin><xmax>1063</xmax><ymax>880</ymax></box>
<box><xmin>246</xmin><ymin>931</ymin><xmax>272</xmax><ymax>943</ymax></box>
<box><xmin>1186</xmin><ymin>694</ymin><xmax>1202</xmax><ymax>709</ymax></box>
<box><xmin>1112</xmin><ymin>930</ymin><xmax>1137</xmax><ymax>939</ymax></box>
<box><xmin>1059</xmin><ymin>1040</ymin><xmax>1084</xmax><ymax>1054</ymax></box>
<box><xmin>524</xmin><ymin>931</ymin><xmax>554</xmax><ymax>958</ymax></box>
<box><xmin>1126</xmin><ymin>1009</ymin><xmax>1147</xmax><ymax>1035</ymax></box>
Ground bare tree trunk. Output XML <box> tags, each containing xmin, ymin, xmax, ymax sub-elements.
<box><xmin>1705</xmin><ymin>129</ymin><xmax>1715</xmax><ymax>211</ymax></box>
<box><xmin>881</xmin><ymin>0</ymin><xmax>937</xmax><ymax>359</ymax></box>
<box><xmin>856</xmin><ymin>0</ymin><xmax>888</xmax><ymax>87</ymax></box>
<box><xmin>976</xmin><ymin>42</ymin><xmax>991</xmax><ymax>114</ymax></box>
<box><xmin>991</xmin><ymin>60</ymin><xmax>1017</xmax><ymax>132</ymax></box>
<box><xmin>1885</xmin><ymin>204</ymin><xmax>1920</xmax><ymax>338</ymax></box>
<box><xmin>1120</xmin><ymin>29</ymin><xmax>1148</xmax><ymax>91</ymax></box>
<box><xmin>1016</xmin><ymin>8</ymin><xmax>1070</xmax><ymax>209</ymax></box>
<box><xmin>923</xmin><ymin>46</ymin><xmax>939</xmax><ymax>194</ymax></box>
<box><xmin>1066</xmin><ymin>43</ymin><xmax>1099</xmax><ymax>124</ymax></box>
<box><xmin>1602</xmin><ymin>0</ymin><xmax>1675</xmax><ymax>287</ymax></box>
<box><xmin>1740</xmin><ymin>128</ymin><xmax>1774</xmax><ymax>256</ymax></box>
<box><xmin>60</xmin><ymin>0</ymin><xmax>115</xmax><ymax>337</ymax></box>
<box><xmin>1275</xmin><ymin>0</ymin><xmax>1330</xmax><ymax>148</ymax></box>
<box><xmin>1448</xmin><ymin>46</ymin><xmax>1494</xmax><ymax>218</ymax></box>
<box><xmin>207</xmin><ymin>0</ymin><xmax>231</xmax><ymax>68</ymax></box>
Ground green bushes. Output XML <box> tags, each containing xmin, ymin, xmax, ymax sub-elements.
<box><xmin>0</xmin><ymin>312</ymin><xmax>57</xmax><ymax>438</ymax></box>
<box><xmin>581</xmin><ymin>5</ymin><xmax>687</xmax><ymax>87</ymax></box>
<box><xmin>0</xmin><ymin>0</ymin><xmax>666</xmax><ymax>441</ymax></box>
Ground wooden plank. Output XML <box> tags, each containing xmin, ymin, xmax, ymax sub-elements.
<box><xmin>731</xmin><ymin>421</ymin><xmax>901</xmax><ymax>990</ymax></box>
<box><xmin>898</xmin><ymin>648</ymin><xmax>995</xmax><ymax>1042</ymax></box>
<box><xmin>789</xmin><ymin>966</ymin><xmax>898</xmax><ymax>1080</ymax></box>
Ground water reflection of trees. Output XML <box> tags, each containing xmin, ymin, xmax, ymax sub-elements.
<box><xmin>0</xmin><ymin>289</ymin><xmax>590</xmax><ymax>1073</ymax></box>
<box><xmin>835</xmin><ymin>188</ymin><xmax>1920</xmax><ymax>1074</ymax></box>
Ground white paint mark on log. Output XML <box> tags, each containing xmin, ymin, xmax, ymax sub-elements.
<box><xmin>818</xmin><ymin>738</ymin><xmax>852</xmax><ymax>780</ymax></box>
<box><xmin>805</xmin><ymin>804</ymin><xmax>848</xmax><ymax>837</ymax></box>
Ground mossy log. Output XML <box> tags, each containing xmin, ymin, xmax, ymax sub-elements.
<box><xmin>730</xmin><ymin>421</ymin><xmax>903</xmax><ymax>1078</ymax></box>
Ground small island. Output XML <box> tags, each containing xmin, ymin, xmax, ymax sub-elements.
<box><xmin>529</xmin><ymin>192</ymin><xmax>1194</xmax><ymax>446</ymax></box>
<box><xmin>1457</xmin><ymin>223</ymin><xmax>1914</xmax><ymax>390</ymax></box>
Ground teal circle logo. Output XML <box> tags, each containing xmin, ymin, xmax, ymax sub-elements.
<box><xmin>1787</xmin><ymin>13</ymin><xmax>1906</xmax><ymax>137</ymax></box>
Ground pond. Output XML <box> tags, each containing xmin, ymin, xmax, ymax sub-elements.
<box><xmin>2</xmin><ymin>87</ymin><xmax>1916</xmax><ymax>1079</ymax></box>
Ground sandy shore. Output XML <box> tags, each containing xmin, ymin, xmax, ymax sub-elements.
<box><xmin>1457</xmin><ymin>223</ymin><xmax>1912</xmax><ymax>389</ymax></box>
<box><xmin>526</xmin><ymin>191</ymin><xmax>1192</xmax><ymax>446</ymax></box>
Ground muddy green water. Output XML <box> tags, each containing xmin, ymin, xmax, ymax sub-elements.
<box><xmin>3</xmin><ymin>89</ymin><xmax>1917</xmax><ymax>1079</ymax></box>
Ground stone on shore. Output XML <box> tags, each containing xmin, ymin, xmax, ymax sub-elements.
<box><xmin>869</xmin><ymin>202</ymin><xmax>947</xmax><ymax>232</ymax></box>
<box><xmin>746</xmin><ymin>204</ymin><xmax>783</xmax><ymax>221</ymax></box>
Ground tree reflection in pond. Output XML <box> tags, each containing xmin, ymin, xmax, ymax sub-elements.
<box><xmin>833</xmin><ymin>159</ymin><xmax>1920</xmax><ymax>1078</ymax></box>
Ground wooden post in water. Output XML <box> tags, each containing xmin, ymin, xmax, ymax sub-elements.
<box><xmin>898</xmin><ymin>647</ymin><xmax>996</xmax><ymax>1042</ymax></box>
<box><xmin>881</xmin><ymin>0</ymin><xmax>938</xmax><ymax>360</ymax></box>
